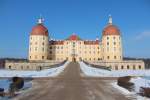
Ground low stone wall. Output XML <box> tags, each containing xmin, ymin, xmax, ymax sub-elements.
<box><xmin>5</xmin><ymin>60</ymin><xmax>63</xmax><ymax>70</ymax></box>
<box><xmin>87</xmin><ymin>60</ymin><xmax>145</xmax><ymax>70</ymax></box>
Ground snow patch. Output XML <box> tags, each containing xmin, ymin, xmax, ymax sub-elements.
<box><xmin>111</xmin><ymin>82</ymin><xmax>132</xmax><ymax>95</ymax></box>
<box><xmin>79</xmin><ymin>62</ymin><xmax>150</xmax><ymax>77</ymax></box>
<box><xmin>130</xmin><ymin>77</ymin><xmax>150</xmax><ymax>93</ymax></box>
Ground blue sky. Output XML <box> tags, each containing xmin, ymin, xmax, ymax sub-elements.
<box><xmin>0</xmin><ymin>0</ymin><xmax>150</xmax><ymax>58</ymax></box>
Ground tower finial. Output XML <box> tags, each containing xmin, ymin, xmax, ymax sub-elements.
<box><xmin>108</xmin><ymin>14</ymin><xmax>112</xmax><ymax>24</ymax></box>
<box><xmin>37</xmin><ymin>15</ymin><xmax>44</xmax><ymax>24</ymax></box>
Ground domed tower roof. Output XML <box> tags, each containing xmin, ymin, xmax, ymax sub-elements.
<box><xmin>31</xmin><ymin>18</ymin><xmax>49</xmax><ymax>36</ymax></box>
<box><xmin>103</xmin><ymin>15</ymin><xmax>120</xmax><ymax>36</ymax></box>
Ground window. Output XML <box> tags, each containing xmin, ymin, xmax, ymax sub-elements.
<box><xmin>42</xmin><ymin>48</ymin><xmax>44</xmax><ymax>51</ymax></box>
<box><xmin>107</xmin><ymin>56</ymin><xmax>109</xmax><ymax>59</ymax></box>
<box><xmin>50</xmin><ymin>51</ymin><xmax>52</xmax><ymax>54</ymax></box>
<box><xmin>43</xmin><ymin>37</ymin><xmax>45</xmax><ymax>40</ymax></box>
<box><xmin>61</xmin><ymin>46</ymin><xmax>63</xmax><ymax>49</ymax></box>
<box><xmin>139</xmin><ymin>65</ymin><xmax>141</xmax><ymax>69</ymax></box>
<box><xmin>133</xmin><ymin>65</ymin><xmax>136</xmax><ymax>70</ymax></box>
<box><xmin>30</xmin><ymin>42</ymin><xmax>32</xmax><ymax>45</ymax></box>
<box><xmin>107</xmin><ymin>37</ymin><xmax>109</xmax><ymax>40</ymax></box>
<box><xmin>42</xmin><ymin>42</ymin><xmax>44</xmax><ymax>45</ymax></box>
<box><xmin>27</xmin><ymin>66</ymin><xmax>29</xmax><ymax>69</ymax></box>
<box><xmin>21</xmin><ymin>66</ymin><xmax>23</xmax><ymax>70</ymax></box>
<box><xmin>107</xmin><ymin>42</ymin><xmax>109</xmax><ymax>45</ymax></box>
<box><xmin>30</xmin><ymin>48</ymin><xmax>31</xmax><ymax>51</ymax></box>
<box><xmin>114</xmin><ymin>56</ymin><xmax>116</xmax><ymax>59</ymax></box>
<box><xmin>35</xmin><ymin>42</ymin><xmax>37</xmax><ymax>45</ymax></box>
<box><xmin>30</xmin><ymin>56</ymin><xmax>31</xmax><ymax>59</ymax></box>
<box><xmin>9</xmin><ymin>66</ymin><xmax>11</xmax><ymax>69</ymax></box>
<box><xmin>50</xmin><ymin>47</ymin><xmax>52</xmax><ymax>49</ymax></box>
<box><xmin>42</xmin><ymin>56</ymin><xmax>44</xmax><ymax>59</ymax></box>
<box><xmin>114</xmin><ymin>42</ymin><xmax>116</xmax><ymax>45</ymax></box>
<box><xmin>127</xmin><ymin>65</ymin><xmax>129</xmax><ymax>69</ymax></box>
<box><xmin>121</xmin><ymin>65</ymin><xmax>124</xmax><ymax>69</ymax></box>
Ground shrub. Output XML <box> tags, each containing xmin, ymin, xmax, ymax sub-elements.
<box><xmin>140</xmin><ymin>87</ymin><xmax>150</xmax><ymax>98</ymax></box>
<box><xmin>117</xmin><ymin>76</ymin><xmax>134</xmax><ymax>91</ymax></box>
<box><xmin>12</xmin><ymin>77</ymin><xmax>24</xmax><ymax>90</ymax></box>
<box><xmin>9</xmin><ymin>77</ymin><xmax>24</xmax><ymax>96</ymax></box>
<box><xmin>0</xmin><ymin>88</ymin><xmax>4</xmax><ymax>97</ymax></box>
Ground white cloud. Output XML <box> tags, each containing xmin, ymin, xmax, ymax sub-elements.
<box><xmin>135</xmin><ymin>31</ymin><xmax>150</xmax><ymax>40</ymax></box>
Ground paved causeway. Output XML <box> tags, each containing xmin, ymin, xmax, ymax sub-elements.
<box><xmin>16</xmin><ymin>62</ymin><xmax>132</xmax><ymax>100</ymax></box>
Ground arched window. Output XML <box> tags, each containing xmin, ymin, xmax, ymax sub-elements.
<box><xmin>9</xmin><ymin>66</ymin><xmax>11</xmax><ymax>69</ymax></box>
<box><xmin>133</xmin><ymin>65</ymin><xmax>136</xmax><ymax>70</ymax></box>
<box><xmin>42</xmin><ymin>56</ymin><xmax>44</xmax><ymax>59</ymax></box>
<box><xmin>121</xmin><ymin>65</ymin><xmax>124</xmax><ymax>69</ymax></box>
<box><xmin>107</xmin><ymin>56</ymin><xmax>109</xmax><ymax>59</ymax></box>
<box><xmin>127</xmin><ymin>65</ymin><xmax>130</xmax><ymax>69</ymax></box>
<box><xmin>139</xmin><ymin>65</ymin><xmax>141</xmax><ymax>69</ymax></box>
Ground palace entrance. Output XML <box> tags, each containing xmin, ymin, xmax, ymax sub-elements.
<box><xmin>72</xmin><ymin>57</ymin><xmax>76</xmax><ymax>62</ymax></box>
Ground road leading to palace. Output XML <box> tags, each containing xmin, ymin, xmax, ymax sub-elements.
<box><xmin>15</xmin><ymin>62</ymin><xmax>133</xmax><ymax>100</ymax></box>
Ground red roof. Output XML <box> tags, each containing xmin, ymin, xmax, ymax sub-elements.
<box><xmin>103</xmin><ymin>24</ymin><xmax>120</xmax><ymax>36</ymax></box>
<box><xmin>31</xmin><ymin>24</ymin><xmax>48</xmax><ymax>36</ymax></box>
<box><xmin>66</xmin><ymin>34</ymin><xmax>81</xmax><ymax>40</ymax></box>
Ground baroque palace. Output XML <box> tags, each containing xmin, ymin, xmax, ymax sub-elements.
<box><xmin>5</xmin><ymin>16</ymin><xmax>145</xmax><ymax>70</ymax></box>
<box><xmin>29</xmin><ymin>16</ymin><xmax>122</xmax><ymax>62</ymax></box>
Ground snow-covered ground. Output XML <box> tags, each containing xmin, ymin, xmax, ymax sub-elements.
<box><xmin>131</xmin><ymin>77</ymin><xmax>150</xmax><ymax>93</ymax></box>
<box><xmin>0</xmin><ymin>61</ymin><xmax>69</xmax><ymax>78</ymax></box>
<box><xmin>79</xmin><ymin>62</ymin><xmax>150</xmax><ymax>77</ymax></box>
<box><xmin>112</xmin><ymin>78</ymin><xmax>150</xmax><ymax>100</ymax></box>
